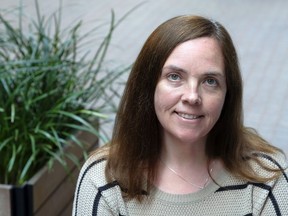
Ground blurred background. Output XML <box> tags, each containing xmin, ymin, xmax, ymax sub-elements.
<box><xmin>2</xmin><ymin>0</ymin><xmax>288</xmax><ymax>153</ymax></box>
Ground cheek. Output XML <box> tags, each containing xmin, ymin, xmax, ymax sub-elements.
<box><xmin>209</xmin><ymin>95</ymin><xmax>226</xmax><ymax>119</ymax></box>
<box><xmin>154</xmin><ymin>86</ymin><xmax>180</xmax><ymax>114</ymax></box>
<box><xmin>154</xmin><ymin>87</ymin><xmax>166</xmax><ymax>114</ymax></box>
<box><xmin>154</xmin><ymin>84</ymin><xmax>171</xmax><ymax>110</ymax></box>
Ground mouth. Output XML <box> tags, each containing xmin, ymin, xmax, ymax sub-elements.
<box><xmin>175</xmin><ymin>112</ymin><xmax>204</xmax><ymax>120</ymax></box>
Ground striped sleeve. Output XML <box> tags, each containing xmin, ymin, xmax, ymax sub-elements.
<box><xmin>258</xmin><ymin>155</ymin><xmax>288</xmax><ymax>215</ymax></box>
<box><xmin>72</xmin><ymin>158</ymin><xmax>127</xmax><ymax>216</ymax></box>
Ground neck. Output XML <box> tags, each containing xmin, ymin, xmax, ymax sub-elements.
<box><xmin>160</xmin><ymin>135</ymin><xmax>208</xmax><ymax>170</ymax></box>
<box><xmin>155</xmin><ymin>134</ymin><xmax>223</xmax><ymax>194</ymax></box>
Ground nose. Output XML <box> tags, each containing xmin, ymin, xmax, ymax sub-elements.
<box><xmin>181</xmin><ymin>84</ymin><xmax>201</xmax><ymax>105</ymax></box>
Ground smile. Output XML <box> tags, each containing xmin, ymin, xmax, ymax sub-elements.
<box><xmin>176</xmin><ymin>112</ymin><xmax>204</xmax><ymax>120</ymax></box>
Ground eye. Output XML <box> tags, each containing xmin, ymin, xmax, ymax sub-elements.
<box><xmin>205</xmin><ymin>78</ymin><xmax>218</xmax><ymax>86</ymax></box>
<box><xmin>167</xmin><ymin>73</ymin><xmax>181</xmax><ymax>81</ymax></box>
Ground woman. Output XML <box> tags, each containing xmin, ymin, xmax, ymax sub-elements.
<box><xmin>73</xmin><ymin>15</ymin><xmax>288</xmax><ymax>215</ymax></box>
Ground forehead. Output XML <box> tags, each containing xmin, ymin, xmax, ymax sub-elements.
<box><xmin>163</xmin><ymin>37</ymin><xmax>224</xmax><ymax>74</ymax></box>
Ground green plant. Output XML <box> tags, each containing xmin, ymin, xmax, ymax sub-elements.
<box><xmin>0</xmin><ymin>1</ymin><xmax>130</xmax><ymax>185</ymax></box>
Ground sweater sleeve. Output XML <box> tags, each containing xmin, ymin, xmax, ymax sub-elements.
<box><xmin>72</xmin><ymin>157</ymin><xmax>127</xmax><ymax>216</ymax></box>
<box><xmin>258</xmin><ymin>156</ymin><xmax>288</xmax><ymax>215</ymax></box>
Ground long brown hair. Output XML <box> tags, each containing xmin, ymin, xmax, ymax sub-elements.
<box><xmin>98</xmin><ymin>15</ymin><xmax>283</xmax><ymax>200</ymax></box>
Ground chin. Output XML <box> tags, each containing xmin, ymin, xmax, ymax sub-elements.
<box><xmin>176</xmin><ymin>134</ymin><xmax>206</xmax><ymax>144</ymax></box>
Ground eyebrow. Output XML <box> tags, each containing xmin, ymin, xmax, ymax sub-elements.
<box><xmin>162</xmin><ymin>65</ymin><xmax>225</xmax><ymax>77</ymax></box>
<box><xmin>203</xmin><ymin>72</ymin><xmax>225</xmax><ymax>77</ymax></box>
<box><xmin>162</xmin><ymin>65</ymin><xmax>187</xmax><ymax>73</ymax></box>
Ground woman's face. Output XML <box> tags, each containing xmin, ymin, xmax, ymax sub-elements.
<box><xmin>154</xmin><ymin>37</ymin><xmax>226</xmax><ymax>145</ymax></box>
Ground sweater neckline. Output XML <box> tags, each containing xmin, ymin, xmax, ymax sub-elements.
<box><xmin>150</xmin><ymin>167</ymin><xmax>229</xmax><ymax>203</ymax></box>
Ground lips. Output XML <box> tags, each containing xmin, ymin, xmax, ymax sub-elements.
<box><xmin>175</xmin><ymin>112</ymin><xmax>204</xmax><ymax>120</ymax></box>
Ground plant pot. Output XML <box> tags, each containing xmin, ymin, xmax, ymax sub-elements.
<box><xmin>0</xmin><ymin>129</ymin><xmax>98</xmax><ymax>216</ymax></box>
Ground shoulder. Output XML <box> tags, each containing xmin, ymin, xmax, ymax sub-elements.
<box><xmin>78</xmin><ymin>146</ymin><xmax>110</xmax><ymax>188</ymax></box>
<box><xmin>250</xmin><ymin>150</ymin><xmax>288</xmax><ymax>182</ymax></box>
<box><xmin>251</xmin><ymin>152</ymin><xmax>288</xmax><ymax>215</ymax></box>
<box><xmin>249</xmin><ymin>151</ymin><xmax>288</xmax><ymax>190</ymax></box>
<box><xmin>73</xmin><ymin>146</ymin><xmax>127</xmax><ymax>215</ymax></box>
<box><xmin>253</xmin><ymin>151</ymin><xmax>287</xmax><ymax>172</ymax></box>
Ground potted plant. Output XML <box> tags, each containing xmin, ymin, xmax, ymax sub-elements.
<box><xmin>0</xmin><ymin>1</ymin><xmax>131</xmax><ymax>215</ymax></box>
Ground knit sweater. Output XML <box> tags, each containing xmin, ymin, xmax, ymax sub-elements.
<box><xmin>73</xmin><ymin>153</ymin><xmax>288</xmax><ymax>216</ymax></box>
